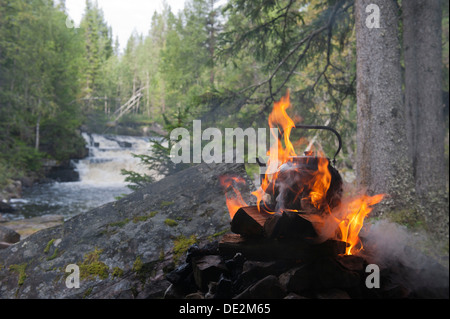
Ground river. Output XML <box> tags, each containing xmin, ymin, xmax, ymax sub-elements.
<box><xmin>5</xmin><ymin>133</ymin><xmax>157</xmax><ymax>221</ymax></box>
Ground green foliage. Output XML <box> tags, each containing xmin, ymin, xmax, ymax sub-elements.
<box><xmin>120</xmin><ymin>169</ymin><xmax>154</xmax><ymax>191</ymax></box>
<box><xmin>79</xmin><ymin>0</ymin><xmax>113</xmax><ymax>104</ymax></box>
<box><xmin>0</xmin><ymin>0</ymin><xmax>85</xmax><ymax>179</ymax></box>
<box><xmin>216</xmin><ymin>0</ymin><xmax>357</xmax><ymax>165</ymax></box>
<box><xmin>40</xmin><ymin>119</ymin><xmax>87</xmax><ymax>162</ymax></box>
<box><xmin>5</xmin><ymin>140</ymin><xmax>45</xmax><ymax>173</ymax></box>
<box><xmin>121</xmin><ymin>106</ymin><xmax>193</xmax><ymax>190</ymax></box>
<box><xmin>1</xmin><ymin>0</ymin><xmax>447</xmax><ymax>202</ymax></box>
<box><xmin>0</xmin><ymin>159</ymin><xmax>16</xmax><ymax>189</ymax></box>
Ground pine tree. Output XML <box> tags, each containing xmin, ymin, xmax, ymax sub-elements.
<box><xmin>80</xmin><ymin>0</ymin><xmax>113</xmax><ymax>108</ymax></box>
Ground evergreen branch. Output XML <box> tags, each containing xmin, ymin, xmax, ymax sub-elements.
<box><xmin>238</xmin><ymin>0</ymin><xmax>347</xmax><ymax>107</ymax></box>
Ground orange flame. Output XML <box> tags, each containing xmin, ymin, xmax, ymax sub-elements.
<box><xmin>308</xmin><ymin>154</ymin><xmax>332</xmax><ymax>212</ymax></box>
<box><xmin>268</xmin><ymin>90</ymin><xmax>297</xmax><ymax>163</ymax></box>
<box><xmin>222</xmin><ymin>91</ymin><xmax>384</xmax><ymax>255</ymax></box>
<box><xmin>219</xmin><ymin>175</ymin><xmax>248</xmax><ymax>219</ymax></box>
<box><xmin>253</xmin><ymin>89</ymin><xmax>302</xmax><ymax>212</ymax></box>
<box><xmin>336</xmin><ymin>193</ymin><xmax>385</xmax><ymax>255</ymax></box>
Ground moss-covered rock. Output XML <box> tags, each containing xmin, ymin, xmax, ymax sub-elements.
<box><xmin>173</xmin><ymin>235</ymin><xmax>198</xmax><ymax>264</ymax></box>
<box><xmin>78</xmin><ymin>248</ymin><xmax>109</xmax><ymax>281</ymax></box>
<box><xmin>0</xmin><ymin>162</ymin><xmax>254</xmax><ymax>298</ymax></box>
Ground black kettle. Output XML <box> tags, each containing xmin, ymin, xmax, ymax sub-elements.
<box><xmin>256</xmin><ymin>125</ymin><xmax>343</xmax><ymax>214</ymax></box>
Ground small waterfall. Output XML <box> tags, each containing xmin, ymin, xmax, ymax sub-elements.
<box><xmin>75</xmin><ymin>133</ymin><xmax>153</xmax><ymax>186</ymax></box>
<box><xmin>8</xmin><ymin>133</ymin><xmax>157</xmax><ymax>220</ymax></box>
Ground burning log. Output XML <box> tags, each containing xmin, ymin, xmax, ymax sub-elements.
<box><xmin>263</xmin><ymin>211</ymin><xmax>317</xmax><ymax>240</ymax></box>
<box><xmin>229</xmin><ymin>205</ymin><xmax>318</xmax><ymax>241</ymax></box>
<box><xmin>230</xmin><ymin>206</ymin><xmax>270</xmax><ymax>237</ymax></box>
<box><xmin>229</xmin><ymin>204</ymin><xmax>318</xmax><ymax>240</ymax></box>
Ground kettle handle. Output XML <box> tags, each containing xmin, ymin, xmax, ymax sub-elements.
<box><xmin>278</xmin><ymin>124</ymin><xmax>342</xmax><ymax>165</ymax></box>
<box><xmin>291</xmin><ymin>124</ymin><xmax>342</xmax><ymax>165</ymax></box>
<box><xmin>256</xmin><ymin>124</ymin><xmax>342</xmax><ymax>168</ymax></box>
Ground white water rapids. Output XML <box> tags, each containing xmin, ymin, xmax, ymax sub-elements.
<box><xmin>7</xmin><ymin>133</ymin><xmax>157</xmax><ymax>221</ymax></box>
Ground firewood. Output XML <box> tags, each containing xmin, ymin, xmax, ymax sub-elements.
<box><xmin>218</xmin><ymin>233</ymin><xmax>346</xmax><ymax>261</ymax></box>
<box><xmin>263</xmin><ymin>211</ymin><xmax>317</xmax><ymax>240</ymax></box>
<box><xmin>230</xmin><ymin>206</ymin><xmax>271</xmax><ymax>237</ymax></box>
<box><xmin>191</xmin><ymin>255</ymin><xmax>228</xmax><ymax>291</ymax></box>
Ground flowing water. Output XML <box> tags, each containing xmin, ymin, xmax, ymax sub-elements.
<box><xmin>6</xmin><ymin>133</ymin><xmax>157</xmax><ymax>221</ymax></box>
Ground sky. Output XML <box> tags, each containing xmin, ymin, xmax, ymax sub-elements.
<box><xmin>65</xmin><ymin>0</ymin><xmax>188</xmax><ymax>53</ymax></box>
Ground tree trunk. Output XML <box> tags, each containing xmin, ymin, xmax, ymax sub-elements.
<box><xmin>355</xmin><ymin>0</ymin><xmax>416</xmax><ymax>213</ymax></box>
<box><xmin>35</xmin><ymin>114</ymin><xmax>40</xmax><ymax>152</ymax></box>
<box><xmin>208</xmin><ymin>0</ymin><xmax>216</xmax><ymax>86</ymax></box>
<box><xmin>403</xmin><ymin>0</ymin><xmax>447</xmax><ymax>239</ymax></box>
<box><xmin>403</xmin><ymin>0</ymin><xmax>445</xmax><ymax>195</ymax></box>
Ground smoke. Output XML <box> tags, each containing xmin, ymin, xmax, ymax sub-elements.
<box><xmin>359</xmin><ymin>219</ymin><xmax>449</xmax><ymax>298</ymax></box>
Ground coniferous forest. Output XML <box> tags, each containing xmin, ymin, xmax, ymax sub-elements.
<box><xmin>0</xmin><ymin>0</ymin><xmax>449</xmax><ymax>241</ymax></box>
<box><xmin>0</xmin><ymin>0</ymin><xmax>449</xmax><ymax>302</ymax></box>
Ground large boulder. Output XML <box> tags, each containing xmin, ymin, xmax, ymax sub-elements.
<box><xmin>0</xmin><ymin>225</ymin><xmax>20</xmax><ymax>244</ymax></box>
<box><xmin>0</xmin><ymin>162</ymin><xmax>254</xmax><ymax>299</ymax></box>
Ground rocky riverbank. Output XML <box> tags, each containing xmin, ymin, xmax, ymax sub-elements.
<box><xmin>0</xmin><ymin>161</ymin><xmax>79</xmax><ymax>233</ymax></box>
<box><xmin>0</xmin><ymin>180</ymin><xmax>23</xmax><ymax>206</ymax></box>
<box><xmin>0</xmin><ymin>162</ymin><xmax>254</xmax><ymax>298</ymax></box>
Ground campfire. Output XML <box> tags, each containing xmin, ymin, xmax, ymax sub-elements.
<box><xmin>163</xmin><ymin>92</ymin><xmax>448</xmax><ymax>300</ymax></box>
<box><xmin>221</xmin><ymin>90</ymin><xmax>384</xmax><ymax>256</ymax></box>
